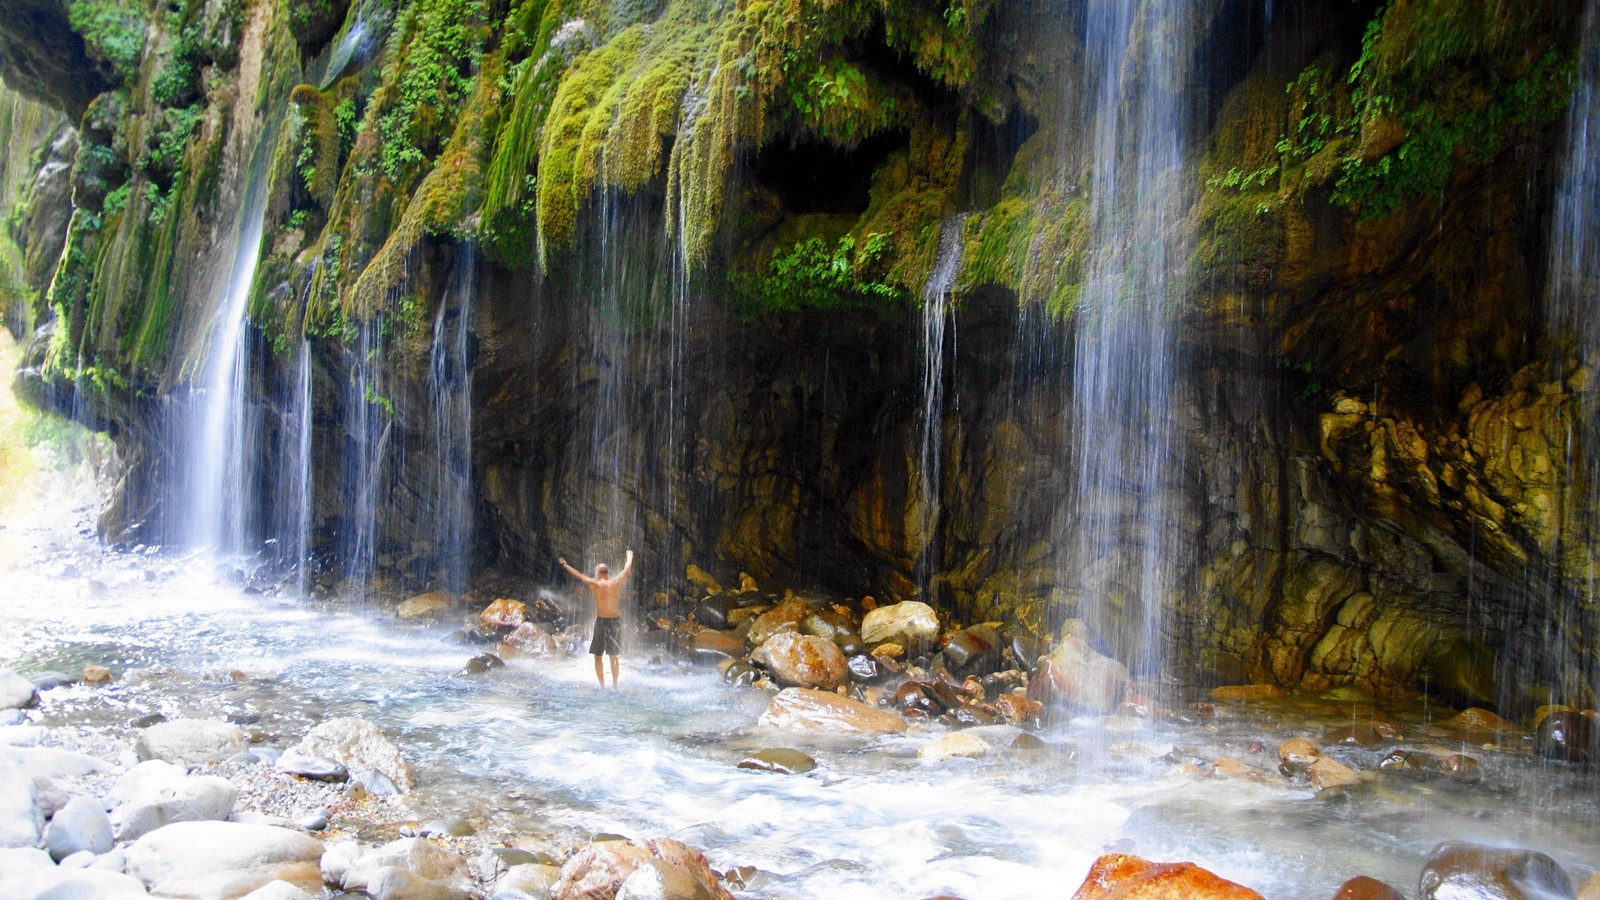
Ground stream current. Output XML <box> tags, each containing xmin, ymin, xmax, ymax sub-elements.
<box><xmin>3</xmin><ymin>498</ymin><xmax>1600</xmax><ymax>898</ymax></box>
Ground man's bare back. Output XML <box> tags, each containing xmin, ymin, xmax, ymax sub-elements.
<box><xmin>559</xmin><ymin>551</ymin><xmax>634</xmax><ymax>686</ymax></box>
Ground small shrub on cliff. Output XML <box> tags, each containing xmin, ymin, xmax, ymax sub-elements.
<box><xmin>732</xmin><ymin>231</ymin><xmax>910</xmax><ymax>316</ymax></box>
<box><xmin>68</xmin><ymin>0</ymin><xmax>146</xmax><ymax>84</ymax></box>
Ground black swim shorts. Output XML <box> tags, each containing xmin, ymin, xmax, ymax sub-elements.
<box><xmin>589</xmin><ymin>616</ymin><xmax>623</xmax><ymax>656</ymax></box>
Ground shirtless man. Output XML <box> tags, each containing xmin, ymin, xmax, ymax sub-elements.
<box><xmin>558</xmin><ymin>550</ymin><xmax>634</xmax><ymax>686</ymax></box>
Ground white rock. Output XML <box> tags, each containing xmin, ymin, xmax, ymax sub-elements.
<box><xmin>492</xmin><ymin>863</ymin><xmax>562</xmax><ymax>899</ymax></box>
<box><xmin>59</xmin><ymin>849</ymin><xmax>97</xmax><ymax>868</ymax></box>
<box><xmin>1038</xmin><ymin>635</ymin><xmax>1130</xmax><ymax>714</ymax></box>
<box><xmin>126</xmin><ymin>820</ymin><xmax>325</xmax><ymax>898</ymax></box>
<box><xmin>0</xmin><ymin>756</ymin><xmax>42</xmax><ymax>848</ymax></box>
<box><xmin>241</xmin><ymin>879</ymin><xmax>323</xmax><ymax>900</ymax></box>
<box><xmin>616</xmin><ymin>858</ymin><xmax>708</xmax><ymax>900</ymax></box>
<box><xmin>46</xmin><ymin>795</ymin><xmax>114</xmax><ymax>860</ymax></box>
<box><xmin>859</xmin><ymin>601</ymin><xmax>940</xmax><ymax>650</ymax></box>
<box><xmin>111</xmin><ymin>759</ymin><xmax>238</xmax><ymax>840</ymax></box>
<box><xmin>0</xmin><ymin>847</ymin><xmax>148</xmax><ymax>898</ymax></box>
<box><xmin>0</xmin><ymin>670</ymin><xmax>39</xmax><ymax>709</ymax></box>
<box><xmin>917</xmin><ymin>731</ymin><xmax>990</xmax><ymax>763</ymax></box>
<box><xmin>277</xmin><ymin>717</ymin><xmax>412</xmax><ymax>794</ymax></box>
<box><xmin>367</xmin><ymin>864</ymin><xmax>474</xmax><ymax>899</ymax></box>
<box><xmin>0</xmin><ymin>745</ymin><xmax>116</xmax><ymax>778</ymax></box>
<box><xmin>0</xmin><ymin>724</ymin><xmax>46</xmax><ymax>746</ymax></box>
<box><xmin>329</xmin><ymin>837</ymin><xmax>471</xmax><ymax>893</ymax></box>
<box><xmin>134</xmin><ymin>718</ymin><xmax>247</xmax><ymax>766</ymax></box>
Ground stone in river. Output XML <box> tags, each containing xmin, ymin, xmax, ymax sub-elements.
<box><xmin>992</xmin><ymin>693</ymin><xmax>1044</xmax><ymax>727</ymax></box>
<box><xmin>134</xmin><ymin>718</ymin><xmax>247</xmax><ymax>766</ymax></box>
<box><xmin>479</xmin><ymin>598</ymin><xmax>527</xmax><ymax>631</ymax></box>
<box><xmin>1535</xmin><ymin>710</ymin><xmax>1600</xmax><ymax>763</ymax></box>
<box><xmin>460</xmin><ymin>654</ymin><xmax>505</xmax><ymax>675</ymax></box>
<box><xmin>398</xmin><ymin>592</ymin><xmax>456</xmax><ymax>621</ymax></box>
<box><xmin>1324</xmin><ymin>723</ymin><xmax>1389</xmax><ymax>747</ymax></box>
<box><xmin>942</xmin><ymin>624</ymin><xmax>1002</xmax><ymax>673</ymax></box>
<box><xmin>241</xmin><ymin>881</ymin><xmax>322</xmax><ymax>900</ymax></box>
<box><xmin>751</xmin><ymin>632</ymin><xmax>847</xmax><ymax>689</ymax></box>
<box><xmin>736</xmin><ymin>748</ymin><xmax>816</xmax><ymax>774</ymax></box>
<box><xmin>758</xmin><ymin>688</ymin><xmax>908</xmax><ymax>734</ymax></box>
<box><xmin>126</xmin><ymin>821</ymin><xmax>325</xmax><ymax>898</ymax></box>
<box><xmin>82</xmin><ymin>664</ymin><xmax>113</xmax><ymax>684</ymax></box>
<box><xmin>693</xmin><ymin>596</ymin><xmax>731</xmax><ymax>630</ymax></box>
<box><xmin>28</xmin><ymin>670</ymin><xmax>77</xmax><ymax>690</ymax></box>
<box><xmin>748</xmin><ymin>594</ymin><xmax>811</xmax><ymax>646</ymax></box>
<box><xmin>0</xmin><ymin>756</ymin><xmax>41</xmax><ymax>848</ymax></box>
<box><xmin>1071</xmin><ymin>853</ymin><xmax>1264</xmax><ymax>898</ymax></box>
<box><xmin>1208</xmin><ymin>683</ymin><xmax>1285</xmax><ymax>703</ymax></box>
<box><xmin>1308</xmin><ymin>756</ymin><xmax>1362</xmax><ymax>791</ymax></box>
<box><xmin>1441</xmin><ymin>707</ymin><xmax>1509</xmax><ymax>733</ymax></box>
<box><xmin>366</xmin><ymin>864</ymin><xmax>475</xmax><ymax>899</ymax></box>
<box><xmin>691</xmin><ymin>629</ymin><xmax>746</xmax><ymax>661</ymax></box>
<box><xmin>1332</xmin><ymin>875</ymin><xmax>1406</xmax><ymax>900</ymax></box>
<box><xmin>493</xmin><ymin>863</ymin><xmax>561</xmax><ymax>899</ymax></box>
<box><xmin>499</xmin><ymin>621</ymin><xmax>557</xmax><ymax>659</ymax></box>
<box><xmin>112</xmin><ymin>759</ymin><xmax>239</xmax><ymax>840</ymax></box>
<box><xmin>917</xmin><ymin>731</ymin><xmax>989</xmax><ymax>763</ymax></box>
<box><xmin>277</xmin><ymin>717</ymin><xmax>413</xmax><ymax>794</ymax></box>
<box><xmin>1276</xmin><ymin>737</ymin><xmax>1322</xmax><ymax>776</ymax></box>
<box><xmin>1418</xmin><ymin>841</ymin><xmax>1576</xmax><ymax>899</ymax></box>
<box><xmin>1033</xmin><ymin>636</ymin><xmax>1130</xmax><ymax>714</ymax></box>
<box><xmin>45</xmin><ymin>795</ymin><xmax>113</xmax><ymax>860</ymax></box>
<box><xmin>860</xmin><ymin>600</ymin><xmax>939</xmax><ymax>651</ymax></box>
<box><xmin>0</xmin><ymin>670</ymin><xmax>40</xmax><ymax>709</ymax></box>
<box><xmin>0</xmin><ymin>847</ymin><xmax>149</xmax><ymax>898</ymax></box>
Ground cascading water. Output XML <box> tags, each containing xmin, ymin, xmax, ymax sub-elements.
<box><xmin>1064</xmin><ymin>0</ymin><xmax>1196</xmax><ymax>681</ymax></box>
<box><xmin>1545</xmin><ymin>0</ymin><xmax>1600</xmax><ymax>704</ymax></box>
<box><xmin>914</xmin><ymin>215</ymin><xmax>968</xmax><ymax>593</ymax></box>
<box><xmin>341</xmin><ymin>320</ymin><xmax>393</xmax><ymax>599</ymax></box>
<box><xmin>427</xmin><ymin>246</ymin><xmax>476</xmax><ymax>593</ymax></box>
<box><xmin>183</xmin><ymin>128</ymin><xmax>278</xmax><ymax>556</ymax></box>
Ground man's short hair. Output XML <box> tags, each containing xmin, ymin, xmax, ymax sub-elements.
<box><xmin>595</xmin><ymin>564</ymin><xmax>610</xmax><ymax>576</ymax></box>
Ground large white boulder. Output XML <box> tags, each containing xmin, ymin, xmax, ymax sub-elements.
<box><xmin>277</xmin><ymin>717</ymin><xmax>412</xmax><ymax>794</ymax></box>
<box><xmin>0</xmin><ymin>756</ymin><xmax>42</xmax><ymax>848</ymax></box>
<box><xmin>134</xmin><ymin>718</ymin><xmax>247</xmax><ymax>766</ymax></box>
<box><xmin>0</xmin><ymin>846</ymin><xmax>148</xmax><ymax>898</ymax></box>
<box><xmin>859</xmin><ymin>601</ymin><xmax>939</xmax><ymax>651</ymax></box>
<box><xmin>111</xmin><ymin>758</ymin><xmax>238</xmax><ymax>840</ymax></box>
<box><xmin>127</xmin><ymin>820</ymin><xmax>325</xmax><ymax>898</ymax></box>
<box><xmin>322</xmin><ymin>837</ymin><xmax>472</xmax><ymax>894</ymax></box>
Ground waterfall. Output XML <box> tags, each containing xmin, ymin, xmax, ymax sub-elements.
<box><xmin>1545</xmin><ymin>0</ymin><xmax>1600</xmax><ymax>703</ymax></box>
<box><xmin>342</xmin><ymin>321</ymin><xmax>392</xmax><ymax>600</ymax></box>
<box><xmin>427</xmin><ymin>246</ymin><xmax>475</xmax><ymax>593</ymax></box>
<box><xmin>183</xmin><ymin>127</ymin><xmax>278</xmax><ymax>556</ymax></box>
<box><xmin>1065</xmin><ymin>0</ymin><xmax>1196</xmax><ymax>680</ymax></box>
<box><xmin>915</xmin><ymin>215</ymin><xmax>968</xmax><ymax>594</ymax></box>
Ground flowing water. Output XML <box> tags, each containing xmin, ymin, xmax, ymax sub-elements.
<box><xmin>5</xmin><ymin>491</ymin><xmax>1600</xmax><ymax>898</ymax></box>
<box><xmin>913</xmin><ymin>216</ymin><xmax>968</xmax><ymax>595</ymax></box>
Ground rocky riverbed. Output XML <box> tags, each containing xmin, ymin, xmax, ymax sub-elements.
<box><xmin>5</xmin><ymin>514</ymin><xmax>1600</xmax><ymax>897</ymax></box>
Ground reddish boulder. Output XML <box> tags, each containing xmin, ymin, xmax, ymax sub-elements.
<box><xmin>1332</xmin><ymin>875</ymin><xmax>1405</xmax><ymax>900</ymax></box>
<box><xmin>1071</xmin><ymin>853</ymin><xmax>1263</xmax><ymax>898</ymax></box>
<box><xmin>752</xmin><ymin>632</ymin><xmax>847</xmax><ymax>690</ymax></box>
<box><xmin>479</xmin><ymin>599</ymin><xmax>527</xmax><ymax>631</ymax></box>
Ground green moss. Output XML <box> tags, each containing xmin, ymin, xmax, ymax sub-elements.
<box><xmin>68</xmin><ymin>0</ymin><xmax>147</xmax><ymax>84</ymax></box>
<box><xmin>730</xmin><ymin>228</ymin><xmax>910</xmax><ymax>316</ymax></box>
<box><xmin>372</xmin><ymin>0</ymin><xmax>488</xmax><ymax>184</ymax></box>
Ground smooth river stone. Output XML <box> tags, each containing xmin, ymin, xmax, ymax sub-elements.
<box><xmin>859</xmin><ymin>600</ymin><xmax>939</xmax><ymax>650</ymax></box>
<box><xmin>757</xmin><ymin>687</ymin><xmax>908</xmax><ymax>734</ymax></box>
<box><xmin>45</xmin><ymin>795</ymin><xmax>113</xmax><ymax>860</ymax></box>
<box><xmin>1071</xmin><ymin>853</ymin><xmax>1264</xmax><ymax>898</ymax></box>
<box><xmin>126</xmin><ymin>821</ymin><xmax>326</xmax><ymax>898</ymax></box>
<box><xmin>0</xmin><ymin>670</ymin><xmax>39</xmax><ymax>709</ymax></box>
<box><xmin>134</xmin><ymin>718</ymin><xmax>247</xmax><ymax>766</ymax></box>
<box><xmin>736</xmin><ymin>748</ymin><xmax>816</xmax><ymax>774</ymax></box>
<box><xmin>751</xmin><ymin>632</ymin><xmax>847</xmax><ymax>689</ymax></box>
<box><xmin>276</xmin><ymin>717</ymin><xmax>412</xmax><ymax>794</ymax></box>
<box><xmin>1418</xmin><ymin>841</ymin><xmax>1576</xmax><ymax>899</ymax></box>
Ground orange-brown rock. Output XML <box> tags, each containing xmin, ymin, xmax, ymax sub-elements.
<box><xmin>749</xmin><ymin>594</ymin><xmax>811</xmax><ymax>646</ymax></box>
<box><xmin>478</xmin><ymin>598</ymin><xmax>527</xmax><ymax>631</ymax></box>
<box><xmin>757</xmin><ymin>687</ymin><xmax>908</xmax><ymax>734</ymax></box>
<box><xmin>1071</xmin><ymin>853</ymin><xmax>1263</xmax><ymax>898</ymax></box>
<box><xmin>691</xmin><ymin>629</ymin><xmax>746</xmax><ymax>660</ymax></box>
<box><xmin>499</xmin><ymin>622</ymin><xmax>556</xmax><ymax>659</ymax></box>
<box><xmin>396</xmin><ymin>592</ymin><xmax>455</xmax><ymax>621</ymax></box>
<box><xmin>751</xmin><ymin>632</ymin><xmax>847</xmax><ymax>689</ymax></box>
<box><xmin>992</xmin><ymin>692</ymin><xmax>1043</xmax><ymax>727</ymax></box>
<box><xmin>1332</xmin><ymin>875</ymin><xmax>1406</xmax><ymax>900</ymax></box>
<box><xmin>1208</xmin><ymin>684</ymin><xmax>1284</xmax><ymax>702</ymax></box>
<box><xmin>1441</xmin><ymin>707</ymin><xmax>1509</xmax><ymax>731</ymax></box>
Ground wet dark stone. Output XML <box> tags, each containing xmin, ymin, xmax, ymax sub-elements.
<box><xmin>737</xmin><ymin>748</ymin><xmax>816</xmax><ymax>775</ymax></box>
<box><xmin>129</xmin><ymin>712</ymin><xmax>167</xmax><ymax>728</ymax></box>
<box><xmin>460</xmin><ymin>653</ymin><xmax>506</xmax><ymax>675</ymax></box>
<box><xmin>1010</xmin><ymin>633</ymin><xmax>1045</xmax><ymax>669</ymax></box>
<box><xmin>1010</xmin><ymin>733</ymin><xmax>1048</xmax><ymax>751</ymax></box>
<box><xmin>895</xmin><ymin>682</ymin><xmax>938</xmax><ymax>714</ymax></box>
<box><xmin>695</xmin><ymin>597</ymin><xmax>731</xmax><ymax>630</ymax></box>
<box><xmin>926</xmin><ymin>679</ymin><xmax>965</xmax><ymax>711</ymax></box>
<box><xmin>1332</xmin><ymin>875</ymin><xmax>1406</xmax><ymax>900</ymax></box>
<box><xmin>723</xmin><ymin>663</ymin><xmax>759</xmax><ymax>687</ymax></box>
<box><xmin>1418</xmin><ymin>841</ymin><xmax>1575</xmax><ymax>899</ymax></box>
<box><xmin>846</xmin><ymin>654</ymin><xmax>886</xmax><ymax>683</ymax></box>
<box><xmin>942</xmin><ymin>625</ymin><xmax>1002</xmax><ymax>673</ymax></box>
<box><xmin>837</xmin><ymin>637</ymin><xmax>868</xmax><ymax>656</ymax></box>
<box><xmin>281</xmin><ymin>756</ymin><xmax>349</xmax><ymax>783</ymax></box>
<box><xmin>1535</xmin><ymin>711</ymin><xmax>1600</xmax><ymax>764</ymax></box>
<box><xmin>492</xmin><ymin>847</ymin><xmax>549</xmax><ymax>867</ymax></box>
<box><xmin>801</xmin><ymin>610</ymin><xmax>854</xmax><ymax>644</ymax></box>
<box><xmin>944</xmin><ymin>705</ymin><xmax>997</xmax><ymax>727</ymax></box>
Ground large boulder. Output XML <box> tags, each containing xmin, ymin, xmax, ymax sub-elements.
<box><xmin>1</xmin><ymin>745</ymin><xmax>116</xmax><ymax>778</ymax></box>
<box><xmin>45</xmin><ymin>795</ymin><xmax>113</xmax><ymax>860</ymax></box>
<box><xmin>110</xmin><ymin>759</ymin><xmax>238</xmax><ymax>840</ymax></box>
<box><xmin>0</xmin><ymin>846</ymin><xmax>148</xmax><ymax>897</ymax></box>
<box><xmin>499</xmin><ymin>622</ymin><xmax>557</xmax><ymax>660</ymax></box>
<box><xmin>126</xmin><ymin>821</ymin><xmax>326</xmax><ymax>898</ymax></box>
<box><xmin>750</xmin><ymin>632</ymin><xmax>847</xmax><ymax>689</ymax></box>
<box><xmin>1032</xmin><ymin>636</ymin><xmax>1130</xmax><ymax>714</ymax></box>
<box><xmin>552</xmin><ymin>837</ymin><xmax>731</xmax><ymax>900</ymax></box>
<box><xmin>479</xmin><ymin>599</ymin><xmax>528</xmax><ymax>631</ymax></box>
<box><xmin>757</xmin><ymin>688</ymin><xmax>908</xmax><ymax>734</ymax></box>
<box><xmin>747</xmin><ymin>594</ymin><xmax>810</xmax><ymax>646</ymax></box>
<box><xmin>276</xmin><ymin>717</ymin><xmax>413</xmax><ymax>794</ymax></box>
<box><xmin>859</xmin><ymin>601</ymin><xmax>939</xmax><ymax>651</ymax></box>
<box><xmin>1418</xmin><ymin>841</ymin><xmax>1575</xmax><ymax>899</ymax></box>
<box><xmin>321</xmin><ymin>837</ymin><xmax>472</xmax><ymax>894</ymax></box>
<box><xmin>398</xmin><ymin>592</ymin><xmax>456</xmax><ymax>622</ymax></box>
<box><xmin>0</xmin><ymin>670</ymin><xmax>39</xmax><ymax>709</ymax></box>
<box><xmin>1071</xmin><ymin>853</ymin><xmax>1264</xmax><ymax>898</ymax></box>
<box><xmin>0</xmin><ymin>756</ymin><xmax>42</xmax><ymax>848</ymax></box>
<box><xmin>134</xmin><ymin>718</ymin><xmax>247</xmax><ymax>766</ymax></box>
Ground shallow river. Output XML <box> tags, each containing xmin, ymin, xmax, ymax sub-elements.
<box><xmin>3</xmin><ymin>506</ymin><xmax>1599</xmax><ymax>899</ymax></box>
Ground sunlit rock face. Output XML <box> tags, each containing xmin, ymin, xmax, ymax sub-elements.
<box><xmin>0</xmin><ymin>0</ymin><xmax>1595</xmax><ymax>703</ymax></box>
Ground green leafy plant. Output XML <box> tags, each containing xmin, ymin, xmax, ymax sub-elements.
<box><xmin>734</xmin><ymin>231</ymin><xmax>910</xmax><ymax>315</ymax></box>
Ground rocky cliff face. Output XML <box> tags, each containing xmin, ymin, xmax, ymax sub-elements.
<box><xmin>0</xmin><ymin>0</ymin><xmax>1594</xmax><ymax>707</ymax></box>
